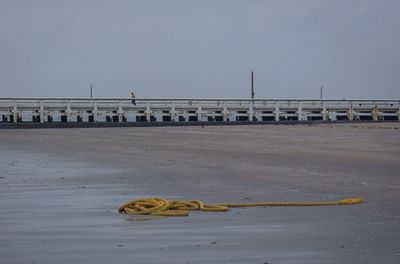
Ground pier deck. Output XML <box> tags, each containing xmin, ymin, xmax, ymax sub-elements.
<box><xmin>1</xmin><ymin>98</ymin><xmax>399</xmax><ymax>125</ymax></box>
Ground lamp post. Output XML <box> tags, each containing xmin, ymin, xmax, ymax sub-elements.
<box><xmin>320</xmin><ymin>85</ymin><xmax>323</xmax><ymax>100</ymax></box>
<box><xmin>250</xmin><ymin>70</ymin><xmax>255</xmax><ymax>99</ymax></box>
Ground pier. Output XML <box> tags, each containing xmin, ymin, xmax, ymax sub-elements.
<box><xmin>0</xmin><ymin>98</ymin><xmax>399</xmax><ymax>125</ymax></box>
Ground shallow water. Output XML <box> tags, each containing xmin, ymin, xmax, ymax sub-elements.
<box><xmin>0</xmin><ymin>151</ymin><xmax>323</xmax><ymax>264</ymax></box>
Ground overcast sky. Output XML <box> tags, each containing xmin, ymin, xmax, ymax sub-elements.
<box><xmin>0</xmin><ymin>0</ymin><xmax>399</xmax><ymax>99</ymax></box>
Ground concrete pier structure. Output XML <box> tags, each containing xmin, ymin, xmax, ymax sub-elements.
<box><xmin>0</xmin><ymin>98</ymin><xmax>399</xmax><ymax>124</ymax></box>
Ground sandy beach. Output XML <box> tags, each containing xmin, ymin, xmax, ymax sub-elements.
<box><xmin>1</xmin><ymin>123</ymin><xmax>399</xmax><ymax>263</ymax></box>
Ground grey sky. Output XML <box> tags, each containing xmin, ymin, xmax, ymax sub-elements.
<box><xmin>0</xmin><ymin>0</ymin><xmax>399</xmax><ymax>99</ymax></box>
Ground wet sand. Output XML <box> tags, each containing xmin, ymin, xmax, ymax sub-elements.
<box><xmin>0</xmin><ymin>123</ymin><xmax>399</xmax><ymax>263</ymax></box>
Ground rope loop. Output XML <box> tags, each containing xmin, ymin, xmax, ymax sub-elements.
<box><xmin>118</xmin><ymin>197</ymin><xmax>364</xmax><ymax>217</ymax></box>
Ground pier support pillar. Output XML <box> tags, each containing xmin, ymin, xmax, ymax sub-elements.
<box><xmin>39</xmin><ymin>101</ymin><xmax>45</xmax><ymax>123</ymax></box>
<box><xmin>223</xmin><ymin>102</ymin><xmax>228</xmax><ymax>122</ymax></box>
<box><xmin>93</xmin><ymin>101</ymin><xmax>98</xmax><ymax>122</ymax></box>
<box><xmin>274</xmin><ymin>103</ymin><xmax>280</xmax><ymax>121</ymax></box>
<box><xmin>372</xmin><ymin>104</ymin><xmax>379</xmax><ymax>121</ymax></box>
<box><xmin>397</xmin><ymin>103</ymin><xmax>400</xmax><ymax>121</ymax></box>
<box><xmin>145</xmin><ymin>103</ymin><xmax>151</xmax><ymax>122</ymax></box>
<box><xmin>348</xmin><ymin>103</ymin><xmax>354</xmax><ymax>121</ymax></box>
<box><xmin>171</xmin><ymin>103</ymin><xmax>178</xmax><ymax>122</ymax></box>
<box><xmin>297</xmin><ymin>103</ymin><xmax>303</xmax><ymax>121</ymax></box>
<box><xmin>12</xmin><ymin>103</ymin><xmax>18</xmax><ymax>123</ymax></box>
<box><xmin>118</xmin><ymin>102</ymin><xmax>124</xmax><ymax>123</ymax></box>
<box><xmin>322</xmin><ymin>104</ymin><xmax>328</xmax><ymax>121</ymax></box>
<box><xmin>248</xmin><ymin>102</ymin><xmax>254</xmax><ymax>121</ymax></box>
<box><xmin>197</xmin><ymin>105</ymin><xmax>203</xmax><ymax>121</ymax></box>
<box><xmin>66</xmin><ymin>101</ymin><xmax>71</xmax><ymax>122</ymax></box>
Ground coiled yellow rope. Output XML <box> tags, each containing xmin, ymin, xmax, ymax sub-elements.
<box><xmin>118</xmin><ymin>197</ymin><xmax>364</xmax><ymax>217</ymax></box>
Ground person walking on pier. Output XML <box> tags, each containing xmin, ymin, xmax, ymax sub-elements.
<box><xmin>130</xmin><ymin>92</ymin><xmax>136</xmax><ymax>105</ymax></box>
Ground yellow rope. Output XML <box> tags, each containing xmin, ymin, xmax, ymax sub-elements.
<box><xmin>118</xmin><ymin>197</ymin><xmax>364</xmax><ymax>217</ymax></box>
